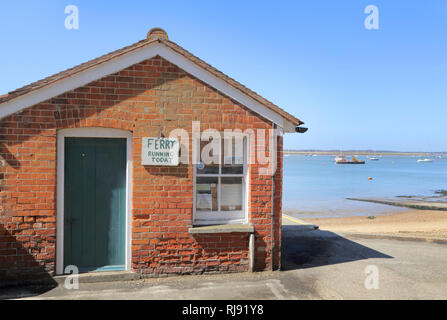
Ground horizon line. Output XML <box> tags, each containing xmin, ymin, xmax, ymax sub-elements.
<box><xmin>284</xmin><ymin>149</ymin><xmax>447</xmax><ymax>154</ymax></box>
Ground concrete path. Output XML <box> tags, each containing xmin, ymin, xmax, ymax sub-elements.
<box><xmin>281</xmin><ymin>226</ymin><xmax>447</xmax><ymax>299</ymax></box>
<box><xmin>2</xmin><ymin>224</ymin><xmax>446</xmax><ymax>300</ymax></box>
<box><xmin>348</xmin><ymin>197</ymin><xmax>447</xmax><ymax>211</ymax></box>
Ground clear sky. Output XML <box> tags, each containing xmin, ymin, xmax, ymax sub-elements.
<box><xmin>0</xmin><ymin>1</ymin><xmax>446</xmax><ymax>152</ymax></box>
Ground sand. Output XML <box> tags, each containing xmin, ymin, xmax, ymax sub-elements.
<box><xmin>304</xmin><ymin>209</ymin><xmax>447</xmax><ymax>240</ymax></box>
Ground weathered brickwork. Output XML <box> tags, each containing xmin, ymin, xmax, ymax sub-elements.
<box><xmin>0</xmin><ymin>55</ymin><xmax>283</xmax><ymax>281</ymax></box>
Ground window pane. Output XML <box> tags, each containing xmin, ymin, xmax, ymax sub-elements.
<box><xmin>220</xmin><ymin>177</ymin><xmax>243</xmax><ymax>211</ymax></box>
<box><xmin>196</xmin><ymin>177</ymin><xmax>218</xmax><ymax>211</ymax></box>
<box><xmin>222</xmin><ymin>136</ymin><xmax>244</xmax><ymax>174</ymax></box>
<box><xmin>197</xmin><ymin>140</ymin><xmax>219</xmax><ymax>174</ymax></box>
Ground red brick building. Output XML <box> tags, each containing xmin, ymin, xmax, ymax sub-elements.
<box><xmin>0</xmin><ymin>28</ymin><xmax>303</xmax><ymax>283</ymax></box>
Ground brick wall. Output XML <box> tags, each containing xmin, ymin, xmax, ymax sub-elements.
<box><xmin>0</xmin><ymin>55</ymin><xmax>283</xmax><ymax>281</ymax></box>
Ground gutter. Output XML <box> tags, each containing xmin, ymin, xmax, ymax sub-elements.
<box><xmin>271</xmin><ymin>122</ymin><xmax>276</xmax><ymax>271</ymax></box>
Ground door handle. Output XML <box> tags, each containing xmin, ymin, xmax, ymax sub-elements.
<box><xmin>65</xmin><ymin>217</ymin><xmax>77</xmax><ymax>224</ymax></box>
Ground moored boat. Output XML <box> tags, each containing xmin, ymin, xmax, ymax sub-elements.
<box><xmin>417</xmin><ymin>158</ymin><xmax>434</xmax><ymax>163</ymax></box>
<box><xmin>335</xmin><ymin>155</ymin><xmax>365</xmax><ymax>164</ymax></box>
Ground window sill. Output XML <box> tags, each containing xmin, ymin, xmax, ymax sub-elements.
<box><xmin>188</xmin><ymin>223</ymin><xmax>254</xmax><ymax>234</ymax></box>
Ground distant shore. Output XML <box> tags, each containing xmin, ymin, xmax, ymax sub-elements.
<box><xmin>284</xmin><ymin>150</ymin><xmax>447</xmax><ymax>157</ymax></box>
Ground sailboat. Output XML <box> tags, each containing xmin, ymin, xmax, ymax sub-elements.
<box><xmin>335</xmin><ymin>151</ymin><xmax>344</xmax><ymax>162</ymax></box>
<box><xmin>417</xmin><ymin>158</ymin><xmax>433</xmax><ymax>163</ymax></box>
<box><xmin>417</xmin><ymin>152</ymin><xmax>434</xmax><ymax>162</ymax></box>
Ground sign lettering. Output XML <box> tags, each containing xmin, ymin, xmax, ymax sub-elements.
<box><xmin>142</xmin><ymin>137</ymin><xmax>179</xmax><ymax>166</ymax></box>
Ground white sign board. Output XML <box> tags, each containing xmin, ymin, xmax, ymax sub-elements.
<box><xmin>141</xmin><ymin>137</ymin><xmax>179</xmax><ymax>166</ymax></box>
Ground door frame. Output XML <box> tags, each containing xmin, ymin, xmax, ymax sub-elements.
<box><xmin>56</xmin><ymin>128</ymin><xmax>133</xmax><ymax>275</ymax></box>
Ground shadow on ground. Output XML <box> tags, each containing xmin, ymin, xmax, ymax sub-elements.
<box><xmin>0</xmin><ymin>224</ymin><xmax>58</xmax><ymax>299</ymax></box>
<box><xmin>281</xmin><ymin>225</ymin><xmax>393</xmax><ymax>271</ymax></box>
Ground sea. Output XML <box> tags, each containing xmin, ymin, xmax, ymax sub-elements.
<box><xmin>283</xmin><ymin>154</ymin><xmax>447</xmax><ymax>218</ymax></box>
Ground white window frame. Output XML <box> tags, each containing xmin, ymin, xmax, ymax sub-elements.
<box><xmin>193</xmin><ymin>134</ymin><xmax>250</xmax><ymax>226</ymax></box>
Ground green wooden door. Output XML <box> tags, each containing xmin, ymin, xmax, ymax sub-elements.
<box><xmin>64</xmin><ymin>138</ymin><xmax>127</xmax><ymax>272</ymax></box>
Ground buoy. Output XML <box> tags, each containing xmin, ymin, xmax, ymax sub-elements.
<box><xmin>368</xmin><ymin>177</ymin><xmax>373</xmax><ymax>181</ymax></box>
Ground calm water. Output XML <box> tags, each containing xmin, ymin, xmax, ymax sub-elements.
<box><xmin>283</xmin><ymin>155</ymin><xmax>447</xmax><ymax>218</ymax></box>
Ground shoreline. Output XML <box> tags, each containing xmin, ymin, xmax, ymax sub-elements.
<box><xmin>347</xmin><ymin>197</ymin><xmax>447</xmax><ymax>211</ymax></box>
<box><xmin>302</xmin><ymin>209</ymin><xmax>447</xmax><ymax>240</ymax></box>
<box><xmin>283</xmin><ymin>202</ymin><xmax>407</xmax><ymax>219</ymax></box>
<box><xmin>284</xmin><ymin>151</ymin><xmax>446</xmax><ymax>157</ymax></box>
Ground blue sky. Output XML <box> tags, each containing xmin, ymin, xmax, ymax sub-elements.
<box><xmin>0</xmin><ymin>1</ymin><xmax>446</xmax><ymax>151</ymax></box>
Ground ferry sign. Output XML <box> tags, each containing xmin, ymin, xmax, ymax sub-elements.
<box><xmin>142</xmin><ymin>137</ymin><xmax>179</xmax><ymax>166</ymax></box>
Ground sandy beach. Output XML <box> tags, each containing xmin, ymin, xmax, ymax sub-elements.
<box><xmin>304</xmin><ymin>209</ymin><xmax>447</xmax><ymax>240</ymax></box>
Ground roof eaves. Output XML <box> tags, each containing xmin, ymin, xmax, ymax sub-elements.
<box><xmin>0</xmin><ymin>38</ymin><xmax>159</xmax><ymax>104</ymax></box>
<box><xmin>158</xmin><ymin>38</ymin><xmax>302</xmax><ymax>126</ymax></box>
